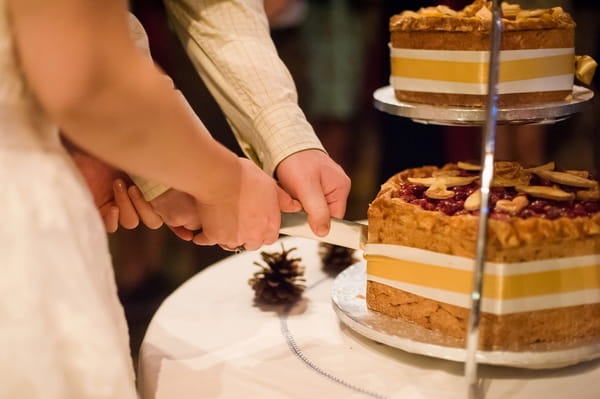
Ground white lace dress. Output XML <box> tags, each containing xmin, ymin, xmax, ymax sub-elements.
<box><xmin>0</xmin><ymin>4</ymin><xmax>138</xmax><ymax>398</ymax></box>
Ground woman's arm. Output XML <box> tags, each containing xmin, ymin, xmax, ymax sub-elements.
<box><xmin>7</xmin><ymin>0</ymin><xmax>299</xmax><ymax>249</ymax></box>
<box><xmin>8</xmin><ymin>0</ymin><xmax>238</xmax><ymax>201</ymax></box>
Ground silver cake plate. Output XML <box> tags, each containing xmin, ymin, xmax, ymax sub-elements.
<box><xmin>373</xmin><ymin>85</ymin><xmax>594</xmax><ymax>126</ymax></box>
<box><xmin>331</xmin><ymin>262</ymin><xmax>600</xmax><ymax>369</ymax></box>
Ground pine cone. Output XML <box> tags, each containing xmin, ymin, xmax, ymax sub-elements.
<box><xmin>248</xmin><ymin>245</ymin><xmax>306</xmax><ymax>304</ymax></box>
<box><xmin>319</xmin><ymin>243</ymin><xmax>358</xmax><ymax>277</ymax></box>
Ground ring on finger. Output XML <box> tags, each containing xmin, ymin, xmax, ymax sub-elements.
<box><xmin>234</xmin><ymin>245</ymin><xmax>245</xmax><ymax>254</ymax></box>
<box><xmin>220</xmin><ymin>244</ymin><xmax>245</xmax><ymax>254</ymax></box>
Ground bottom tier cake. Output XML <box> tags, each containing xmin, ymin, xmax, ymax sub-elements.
<box><xmin>366</xmin><ymin>161</ymin><xmax>600</xmax><ymax>351</ymax></box>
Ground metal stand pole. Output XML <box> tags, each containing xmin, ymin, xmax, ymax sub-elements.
<box><xmin>464</xmin><ymin>1</ymin><xmax>502</xmax><ymax>398</ymax></box>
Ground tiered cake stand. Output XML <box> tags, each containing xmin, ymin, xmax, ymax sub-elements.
<box><xmin>373</xmin><ymin>84</ymin><xmax>593</xmax><ymax>127</ymax></box>
<box><xmin>332</xmin><ymin>1</ymin><xmax>596</xmax><ymax>398</ymax></box>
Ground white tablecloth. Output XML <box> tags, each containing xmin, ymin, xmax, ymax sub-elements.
<box><xmin>138</xmin><ymin>237</ymin><xmax>600</xmax><ymax>399</ymax></box>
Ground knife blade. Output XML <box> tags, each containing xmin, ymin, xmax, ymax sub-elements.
<box><xmin>279</xmin><ymin>211</ymin><xmax>367</xmax><ymax>250</ymax></box>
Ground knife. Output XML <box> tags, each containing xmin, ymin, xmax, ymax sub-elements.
<box><xmin>279</xmin><ymin>211</ymin><xmax>367</xmax><ymax>250</ymax></box>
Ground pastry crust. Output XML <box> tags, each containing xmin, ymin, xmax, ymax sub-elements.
<box><xmin>390</xmin><ymin>29</ymin><xmax>574</xmax><ymax>51</ymax></box>
<box><xmin>390</xmin><ymin>1</ymin><xmax>575</xmax><ymax>33</ymax></box>
<box><xmin>366</xmin><ymin>163</ymin><xmax>600</xmax><ymax>350</ymax></box>
<box><xmin>367</xmin><ymin>280</ymin><xmax>600</xmax><ymax>350</ymax></box>
<box><xmin>368</xmin><ymin>165</ymin><xmax>600</xmax><ymax>262</ymax></box>
<box><xmin>392</xmin><ymin>90</ymin><xmax>572</xmax><ymax>108</ymax></box>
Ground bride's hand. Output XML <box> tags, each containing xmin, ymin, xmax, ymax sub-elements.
<box><xmin>67</xmin><ymin>143</ymin><xmax>163</xmax><ymax>232</ymax></box>
<box><xmin>191</xmin><ymin>158</ymin><xmax>301</xmax><ymax>251</ymax></box>
<box><xmin>149</xmin><ymin>188</ymin><xmax>200</xmax><ymax>241</ymax></box>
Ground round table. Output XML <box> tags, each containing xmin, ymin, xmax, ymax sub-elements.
<box><xmin>138</xmin><ymin>237</ymin><xmax>600</xmax><ymax>399</ymax></box>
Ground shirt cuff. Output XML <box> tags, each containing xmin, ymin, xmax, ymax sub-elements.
<box><xmin>129</xmin><ymin>175</ymin><xmax>170</xmax><ymax>202</ymax></box>
<box><xmin>247</xmin><ymin>102</ymin><xmax>326</xmax><ymax>176</ymax></box>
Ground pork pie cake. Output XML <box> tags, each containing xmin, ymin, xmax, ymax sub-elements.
<box><xmin>389</xmin><ymin>1</ymin><xmax>578</xmax><ymax>107</ymax></box>
<box><xmin>366</xmin><ymin>161</ymin><xmax>600</xmax><ymax>350</ymax></box>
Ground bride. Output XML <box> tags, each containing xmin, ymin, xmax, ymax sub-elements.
<box><xmin>0</xmin><ymin>0</ymin><xmax>302</xmax><ymax>396</ymax></box>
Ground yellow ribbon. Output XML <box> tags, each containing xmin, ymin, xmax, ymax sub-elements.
<box><xmin>366</xmin><ymin>255</ymin><xmax>600</xmax><ymax>300</ymax></box>
<box><xmin>390</xmin><ymin>54</ymin><xmax>574</xmax><ymax>83</ymax></box>
<box><xmin>575</xmin><ymin>55</ymin><xmax>597</xmax><ymax>86</ymax></box>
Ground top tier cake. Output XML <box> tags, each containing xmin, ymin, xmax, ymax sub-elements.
<box><xmin>389</xmin><ymin>0</ymin><xmax>577</xmax><ymax>107</ymax></box>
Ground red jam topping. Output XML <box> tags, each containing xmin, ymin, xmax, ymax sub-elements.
<box><xmin>394</xmin><ymin>173</ymin><xmax>599</xmax><ymax>220</ymax></box>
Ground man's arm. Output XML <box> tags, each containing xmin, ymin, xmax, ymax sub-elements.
<box><xmin>163</xmin><ymin>0</ymin><xmax>351</xmax><ymax>235</ymax></box>
<box><xmin>163</xmin><ymin>0</ymin><xmax>325</xmax><ymax>176</ymax></box>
